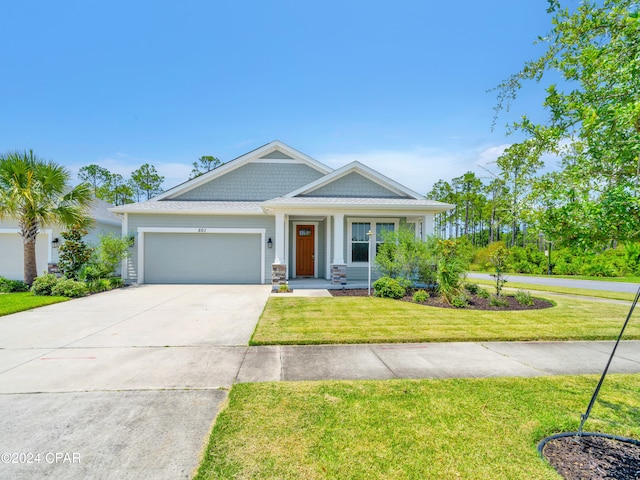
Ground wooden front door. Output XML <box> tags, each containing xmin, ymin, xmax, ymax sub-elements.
<box><xmin>296</xmin><ymin>225</ymin><xmax>315</xmax><ymax>277</ymax></box>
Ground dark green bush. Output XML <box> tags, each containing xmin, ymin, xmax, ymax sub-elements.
<box><xmin>0</xmin><ymin>277</ymin><xmax>29</xmax><ymax>293</ymax></box>
<box><xmin>51</xmin><ymin>279</ymin><xmax>88</xmax><ymax>298</ymax></box>
<box><xmin>451</xmin><ymin>294</ymin><xmax>468</xmax><ymax>308</ymax></box>
<box><xmin>31</xmin><ymin>274</ymin><xmax>60</xmax><ymax>296</ymax></box>
<box><xmin>464</xmin><ymin>282</ymin><xmax>479</xmax><ymax>294</ymax></box>
<box><xmin>373</xmin><ymin>276</ymin><xmax>406</xmax><ymax>299</ymax></box>
<box><xmin>109</xmin><ymin>277</ymin><xmax>124</xmax><ymax>288</ymax></box>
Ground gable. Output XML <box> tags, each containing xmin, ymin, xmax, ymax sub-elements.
<box><xmin>299</xmin><ymin>172</ymin><xmax>410</xmax><ymax>199</ymax></box>
<box><xmin>260</xmin><ymin>149</ymin><xmax>293</xmax><ymax>159</ymax></box>
<box><xmin>172</xmin><ymin>162</ymin><xmax>326</xmax><ymax>201</ymax></box>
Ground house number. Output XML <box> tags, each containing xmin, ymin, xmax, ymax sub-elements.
<box><xmin>197</xmin><ymin>228</ymin><xmax>207</xmax><ymax>233</ymax></box>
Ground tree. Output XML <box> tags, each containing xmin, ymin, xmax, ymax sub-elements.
<box><xmin>130</xmin><ymin>163</ymin><xmax>164</xmax><ymax>200</ymax></box>
<box><xmin>0</xmin><ymin>150</ymin><xmax>94</xmax><ymax>285</ymax></box>
<box><xmin>495</xmin><ymin>0</ymin><xmax>640</xmax><ymax>248</ymax></box>
<box><xmin>104</xmin><ymin>173</ymin><xmax>134</xmax><ymax>206</ymax></box>
<box><xmin>78</xmin><ymin>165</ymin><xmax>112</xmax><ymax>198</ymax></box>
<box><xmin>189</xmin><ymin>155</ymin><xmax>221</xmax><ymax>180</ymax></box>
<box><xmin>58</xmin><ymin>224</ymin><xmax>94</xmax><ymax>280</ymax></box>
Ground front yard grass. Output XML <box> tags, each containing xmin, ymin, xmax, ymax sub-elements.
<box><xmin>195</xmin><ymin>374</ymin><xmax>640</xmax><ymax>479</ymax></box>
<box><xmin>251</xmin><ymin>295</ymin><xmax>639</xmax><ymax>345</ymax></box>
<box><xmin>472</xmin><ymin>278</ymin><xmax>637</xmax><ymax>302</ymax></box>
<box><xmin>0</xmin><ymin>292</ymin><xmax>68</xmax><ymax>316</ymax></box>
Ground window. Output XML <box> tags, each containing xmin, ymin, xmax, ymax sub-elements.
<box><xmin>351</xmin><ymin>222</ymin><xmax>370</xmax><ymax>262</ymax></box>
<box><xmin>348</xmin><ymin>219</ymin><xmax>398</xmax><ymax>264</ymax></box>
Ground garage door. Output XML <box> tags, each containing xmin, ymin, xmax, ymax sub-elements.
<box><xmin>0</xmin><ymin>232</ymin><xmax>50</xmax><ymax>281</ymax></box>
<box><xmin>143</xmin><ymin>233</ymin><xmax>262</xmax><ymax>284</ymax></box>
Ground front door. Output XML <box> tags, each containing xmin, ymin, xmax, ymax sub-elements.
<box><xmin>296</xmin><ymin>225</ymin><xmax>314</xmax><ymax>277</ymax></box>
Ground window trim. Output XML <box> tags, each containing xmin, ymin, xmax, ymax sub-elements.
<box><xmin>347</xmin><ymin>218</ymin><xmax>399</xmax><ymax>266</ymax></box>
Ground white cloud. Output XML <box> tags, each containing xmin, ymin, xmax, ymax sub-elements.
<box><xmin>317</xmin><ymin>144</ymin><xmax>515</xmax><ymax>194</ymax></box>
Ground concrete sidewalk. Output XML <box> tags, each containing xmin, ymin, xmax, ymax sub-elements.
<box><xmin>236</xmin><ymin>340</ymin><xmax>640</xmax><ymax>383</ymax></box>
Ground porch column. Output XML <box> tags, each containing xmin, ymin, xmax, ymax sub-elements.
<box><xmin>274</xmin><ymin>212</ymin><xmax>285</xmax><ymax>264</ymax></box>
<box><xmin>272</xmin><ymin>212</ymin><xmax>287</xmax><ymax>289</ymax></box>
<box><xmin>423</xmin><ymin>214</ymin><xmax>434</xmax><ymax>240</ymax></box>
<box><xmin>331</xmin><ymin>213</ymin><xmax>346</xmax><ymax>285</ymax></box>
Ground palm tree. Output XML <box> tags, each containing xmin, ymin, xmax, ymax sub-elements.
<box><xmin>0</xmin><ymin>150</ymin><xmax>94</xmax><ymax>285</ymax></box>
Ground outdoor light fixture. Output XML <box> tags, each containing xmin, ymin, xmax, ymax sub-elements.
<box><xmin>51</xmin><ymin>238</ymin><xmax>59</xmax><ymax>245</ymax></box>
<box><xmin>267</xmin><ymin>238</ymin><xmax>273</xmax><ymax>249</ymax></box>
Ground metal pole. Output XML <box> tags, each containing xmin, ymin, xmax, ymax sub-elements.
<box><xmin>367</xmin><ymin>230</ymin><xmax>373</xmax><ymax>296</ymax></box>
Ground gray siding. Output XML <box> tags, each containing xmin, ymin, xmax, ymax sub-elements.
<box><xmin>303</xmin><ymin>173</ymin><xmax>408</xmax><ymax>198</ymax></box>
<box><xmin>173</xmin><ymin>163</ymin><xmax>325</xmax><ymax>201</ymax></box>
<box><xmin>125</xmin><ymin>214</ymin><xmax>275</xmax><ymax>283</ymax></box>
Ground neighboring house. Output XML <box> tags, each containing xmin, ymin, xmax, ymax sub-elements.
<box><xmin>109</xmin><ymin>141</ymin><xmax>453</xmax><ymax>286</ymax></box>
<box><xmin>0</xmin><ymin>199</ymin><xmax>122</xmax><ymax>280</ymax></box>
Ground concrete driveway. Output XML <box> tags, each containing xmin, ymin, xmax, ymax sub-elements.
<box><xmin>0</xmin><ymin>284</ymin><xmax>271</xmax><ymax>480</ymax></box>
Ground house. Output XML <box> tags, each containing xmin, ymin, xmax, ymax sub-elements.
<box><xmin>109</xmin><ymin>141</ymin><xmax>453</xmax><ymax>286</ymax></box>
<box><xmin>0</xmin><ymin>199</ymin><xmax>122</xmax><ymax>280</ymax></box>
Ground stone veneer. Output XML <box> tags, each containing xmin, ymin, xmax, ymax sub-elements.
<box><xmin>331</xmin><ymin>264</ymin><xmax>347</xmax><ymax>285</ymax></box>
<box><xmin>272</xmin><ymin>263</ymin><xmax>287</xmax><ymax>290</ymax></box>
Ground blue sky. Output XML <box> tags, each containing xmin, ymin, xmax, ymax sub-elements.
<box><xmin>1</xmin><ymin>1</ymin><xmax>555</xmax><ymax>195</ymax></box>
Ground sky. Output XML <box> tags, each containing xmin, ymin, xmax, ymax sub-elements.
<box><xmin>1</xmin><ymin>1</ymin><xmax>558</xmax><ymax>196</ymax></box>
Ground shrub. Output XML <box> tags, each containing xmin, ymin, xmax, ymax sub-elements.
<box><xmin>412</xmin><ymin>289</ymin><xmax>430</xmax><ymax>303</ymax></box>
<box><xmin>476</xmin><ymin>287</ymin><xmax>490</xmax><ymax>299</ymax></box>
<box><xmin>464</xmin><ymin>282</ymin><xmax>479</xmax><ymax>294</ymax></box>
<box><xmin>51</xmin><ymin>278</ymin><xmax>88</xmax><ymax>298</ymax></box>
<box><xmin>489</xmin><ymin>295</ymin><xmax>509</xmax><ymax>307</ymax></box>
<box><xmin>373</xmin><ymin>276</ymin><xmax>406</xmax><ymax>299</ymax></box>
<box><xmin>375</xmin><ymin>227</ymin><xmax>437</xmax><ymax>286</ymax></box>
<box><xmin>87</xmin><ymin>278</ymin><xmax>112</xmax><ymax>293</ymax></box>
<box><xmin>434</xmin><ymin>238</ymin><xmax>469</xmax><ymax>304</ymax></box>
<box><xmin>31</xmin><ymin>274</ymin><xmax>60</xmax><ymax>296</ymax></box>
<box><xmin>0</xmin><ymin>277</ymin><xmax>29</xmax><ymax>293</ymax></box>
<box><xmin>451</xmin><ymin>294</ymin><xmax>468</xmax><ymax>308</ymax></box>
<box><xmin>515</xmin><ymin>289</ymin><xmax>534</xmax><ymax>306</ymax></box>
<box><xmin>58</xmin><ymin>224</ymin><xmax>93</xmax><ymax>280</ymax></box>
<box><xmin>95</xmin><ymin>233</ymin><xmax>131</xmax><ymax>276</ymax></box>
<box><xmin>278</xmin><ymin>283</ymin><xmax>291</xmax><ymax>293</ymax></box>
<box><xmin>109</xmin><ymin>277</ymin><xmax>124</xmax><ymax>289</ymax></box>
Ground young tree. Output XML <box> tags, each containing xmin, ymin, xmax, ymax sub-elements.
<box><xmin>58</xmin><ymin>224</ymin><xmax>94</xmax><ymax>280</ymax></box>
<box><xmin>189</xmin><ymin>155</ymin><xmax>221</xmax><ymax>180</ymax></box>
<box><xmin>0</xmin><ymin>150</ymin><xmax>94</xmax><ymax>285</ymax></box>
<box><xmin>495</xmin><ymin>0</ymin><xmax>640</xmax><ymax>247</ymax></box>
<box><xmin>130</xmin><ymin>164</ymin><xmax>164</xmax><ymax>200</ymax></box>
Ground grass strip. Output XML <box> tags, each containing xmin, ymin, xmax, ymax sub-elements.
<box><xmin>251</xmin><ymin>295</ymin><xmax>638</xmax><ymax>345</ymax></box>
<box><xmin>0</xmin><ymin>292</ymin><xmax>68</xmax><ymax>316</ymax></box>
<box><xmin>471</xmin><ymin>278</ymin><xmax>636</xmax><ymax>302</ymax></box>
<box><xmin>195</xmin><ymin>375</ymin><xmax>640</xmax><ymax>479</ymax></box>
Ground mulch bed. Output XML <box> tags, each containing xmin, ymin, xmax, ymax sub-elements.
<box><xmin>329</xmin><ymin>289</ymin><xmax>554</xmax><ymax>311</ymax></box>
<box><xmin>542</xmin><ymin>435</ymin><xmax>640</xmax><ymax>479</ymax></box>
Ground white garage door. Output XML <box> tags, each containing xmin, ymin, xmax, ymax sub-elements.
<box><xmin>0</xmin><ymin>232</ymin><xmax>50</xmax><ymax>281</ymax></box>
<box><xmin>143</xmin><ymin>232</ymin><xmax>262</xmax><ymax>284</ymax></box>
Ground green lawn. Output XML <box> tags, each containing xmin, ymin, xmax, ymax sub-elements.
<box><xmin>471</xmin><ymin>271</ymin><xmax>640</xmax><ymax>284</ymax></box>
<box><xmin>0</xmin><ymin>292</ymin><xmax>68</xmax><ymax>316</ymax></box>
<box><xmin>472</xmin><ymin>278</ymin><xmax>637</xmax><ymax>302</ymax></box>
<box><xmin>195</xmin><ymin>374</ymin><xmax>640</xmax><ymax>479</ymax></box>
<box><xmin>251</xmin><ymin>295</ymin><xmax>638</xmax><ymax>345</ymax></box>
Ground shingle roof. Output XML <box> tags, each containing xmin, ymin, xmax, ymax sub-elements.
<box><xmin>109</xmin><ymin>201</ymin><xmax>265</xmax><ymax>214</ymax></box>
